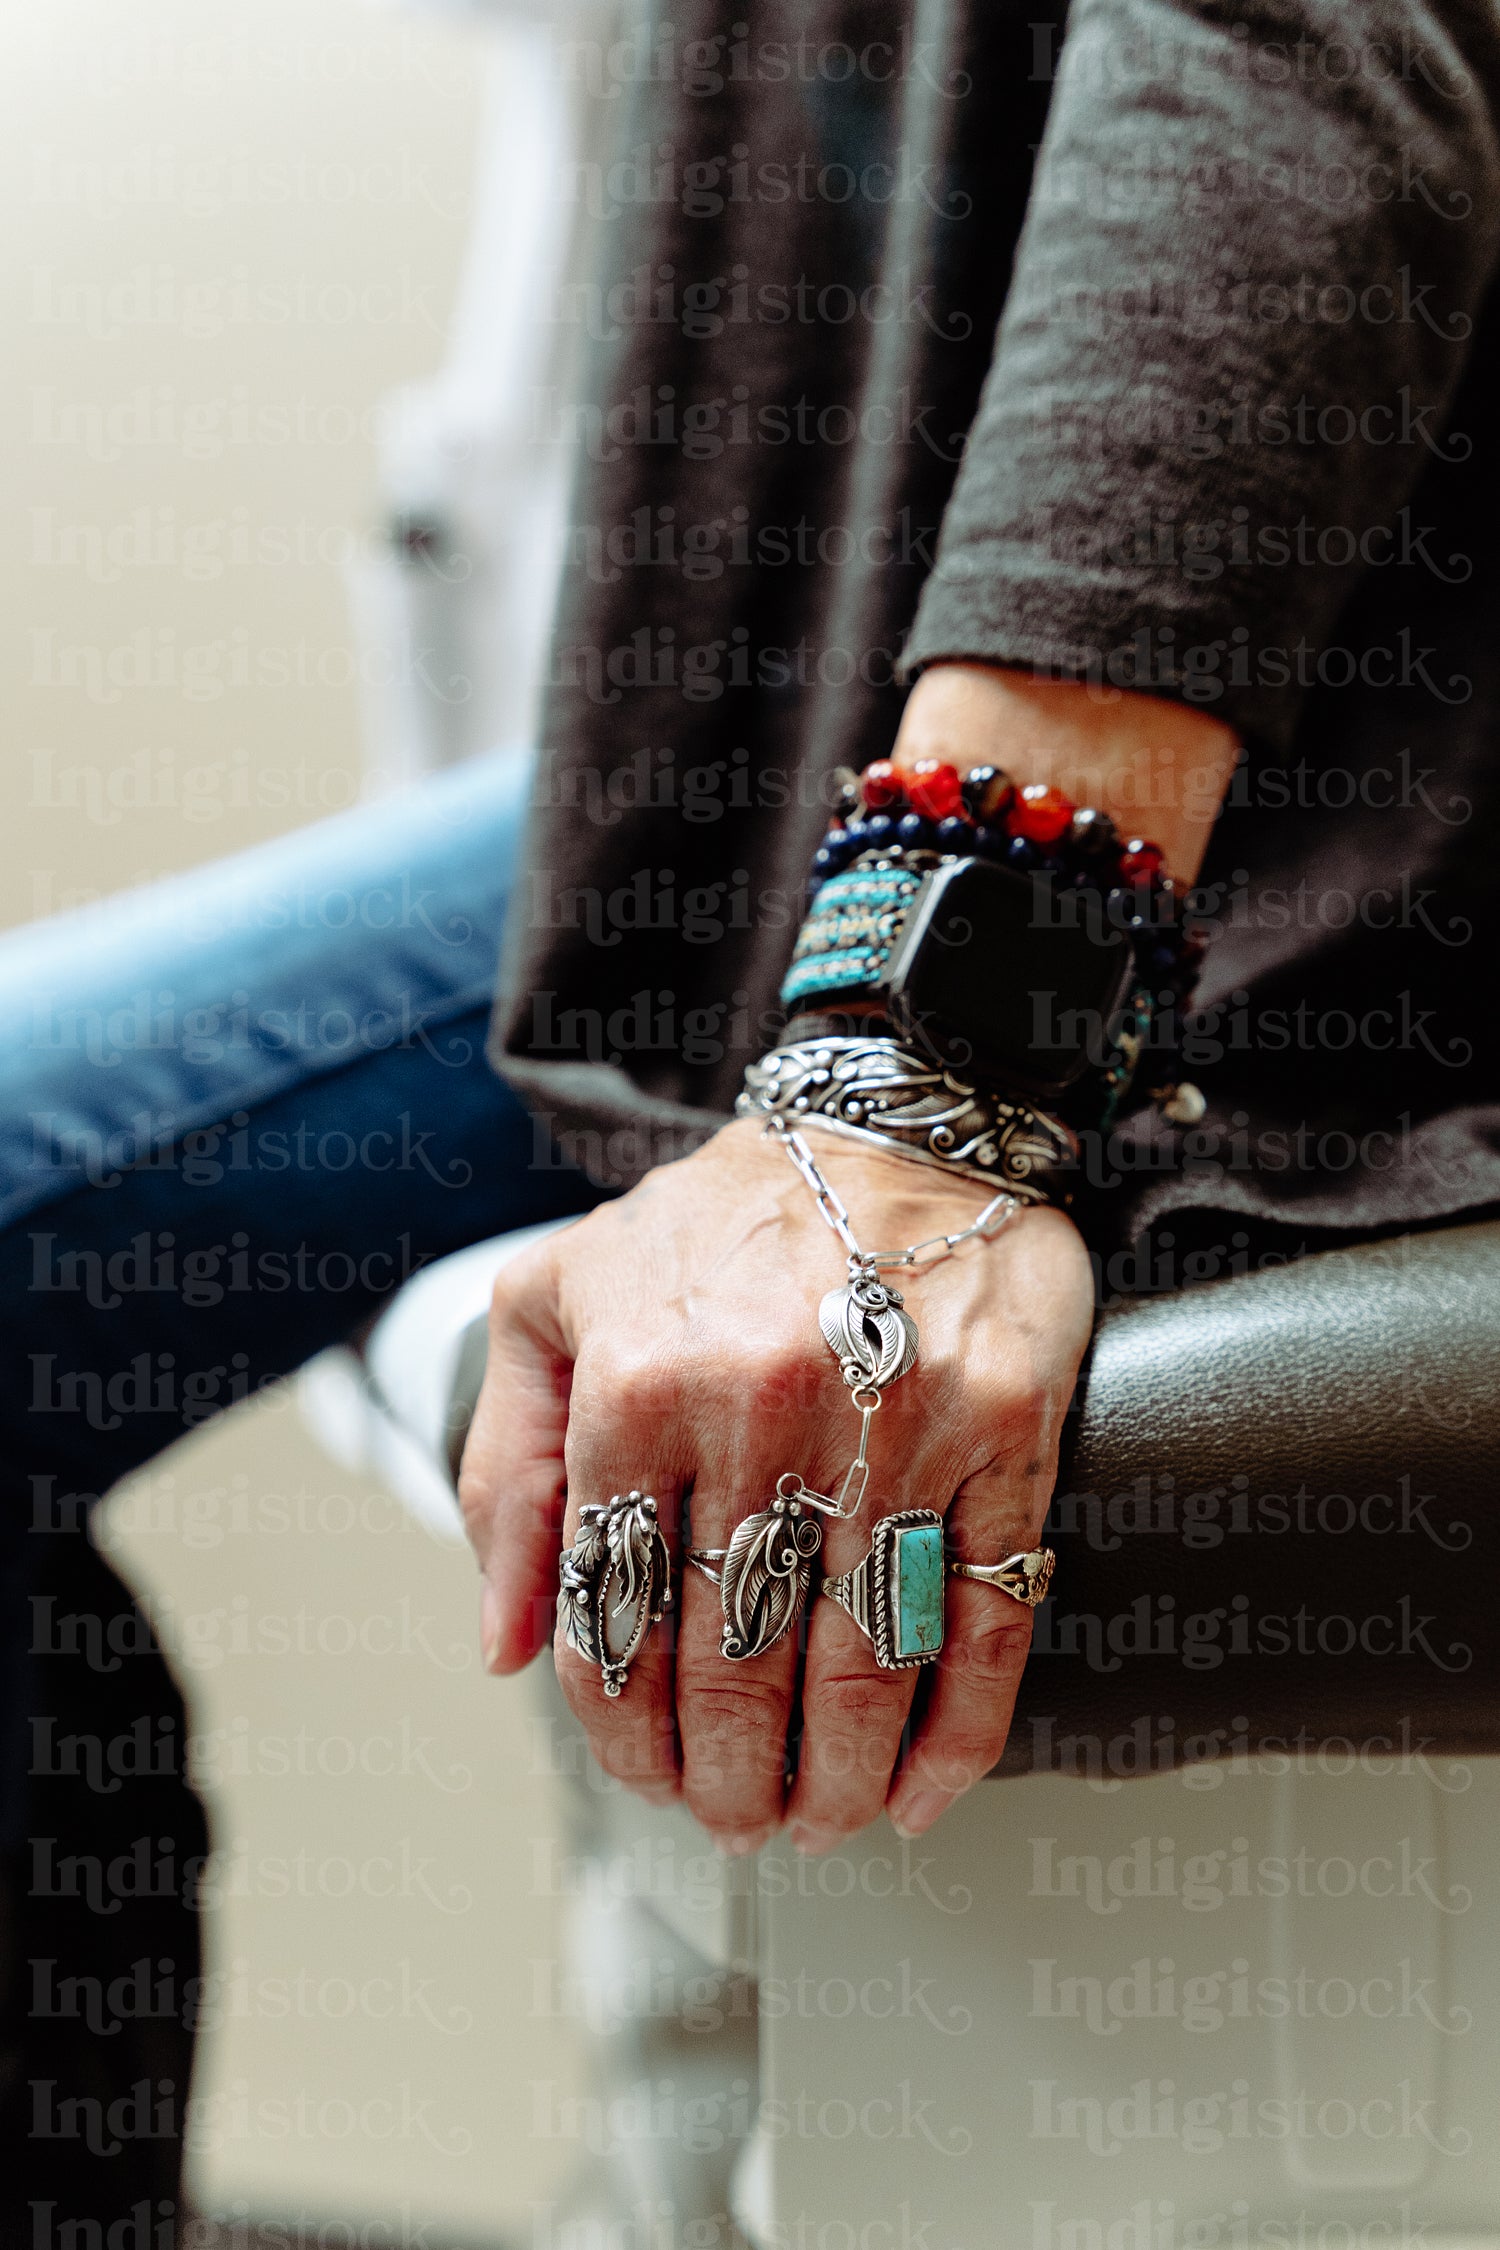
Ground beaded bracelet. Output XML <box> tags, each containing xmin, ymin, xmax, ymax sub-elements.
<box><xmin>781</xmin><ymin>757</ymin><xmax>1207</xmax><ymax>1131</ymax></box>
<box><xmin>818</xmin><ymin>759</ymin><xmax>1178</xmax><ymax>926</ymax></box>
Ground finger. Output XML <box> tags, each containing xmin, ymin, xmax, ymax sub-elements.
<box><xmin>885</xmin><ymin>1460</ymin><xmax>1043</xmax><ymax>1837</ymax></box>
<box><xmin>671</xmin><ymin>1323</ymin><xmax>855</xmax><ymax>1849</ymax></box>
<box><xmin>550</xmin><ymin>1485</ymin><xmax>684</xmax><ymax>1806</ymax></box>
<box><xmin>783</xmin><ymin>1499</ymin><xmax>922</xmax><ymax>1852</ymax></box>
<box><xmin>551</xmin><ymin>1340</ymin><xmax>687</xmax><ymax>1804</ymax></box>
<box><xmin>673</xmin><ymin>1460</ymin><xmax>802</xmax><ymax>1851</ymax></box>
<box><xmin>459</xmin><ymin>1239</ymin><xmax>574</xmax><ymax>1674</ymax></box>
<box><xmin>782</xmin><ymin>1343</ymin><xmax>968</xmax><ymax>1853</ymax></box>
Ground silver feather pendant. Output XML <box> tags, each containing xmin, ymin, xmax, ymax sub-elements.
<box><xmin>818</xmin><ymin>1270</ymin><xmax>918</xmax><ymax>1390</ymax></box>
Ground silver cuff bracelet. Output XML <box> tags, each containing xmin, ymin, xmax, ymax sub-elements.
<box><xmin>736</xmin><ymin>1038</ymin><xmax>1076</xmax><ymax>1204</ymax></box>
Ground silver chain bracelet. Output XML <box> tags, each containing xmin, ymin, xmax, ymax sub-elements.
<box><xmin>768</xmin><ymin>1115</ymin><xmax>1019</xmax><ymax>1273</ymax></box>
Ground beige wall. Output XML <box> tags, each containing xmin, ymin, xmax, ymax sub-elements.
<box><xmin>3</xmin><ymin>1</ymin><xmax>584</xmax><ymax>2232</ymax></box>
<box><xmin>0</xmin><ymin>0</ymin><xmax>476</xmax><ymax>914</ymax></box>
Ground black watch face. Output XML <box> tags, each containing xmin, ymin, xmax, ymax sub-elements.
<box><xmin>883</xmin><ymin>857</ymin><xmax>1136</xmax><ymax>1100</ymax></box>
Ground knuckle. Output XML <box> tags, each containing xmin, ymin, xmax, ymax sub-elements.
<box><xmin>953</xmin><ymin>1610</ymin><xmax>1033</xmax><ymax>1689</ymax></box>
<box><xmin>909</xmin><ymin>1340</ymin><xmax>966</xmax><ymax>1394</ymax></box>
<box><xmin>455</xmin><ymin>1461</ymin><xmax>494</xmax><ymax>1545</ymax></box>
<box><xmin>679</xmin><ymin>1674</ymin><xmax>790</xmax><ymax>1799</ymax></box>
<box><xmin>810</xmin><ymin>1668</ymin><xmax>903</xmax><ymax>1741</ymax></box>
<box><xmin>894</xmin><ymin>1346</ymin><xmax>969</xmax><ymax>1430</ymax></box>
<box><xmin>955</xmin><ymin>1380</ymin><xmax>1053</xmax><ymax>1481</ymax></box>
<box><xmin>683</xmin><ymin>1672</ymin><xmax>789</xmax><ymax>1744</ymax></box>
<box><xmin>906</xmin><ymin>1738</ymin><xmax>992</xmax><ymax>1795</ymax></box>
<box><xmin>553</xmin><ymin>1649</ymin><xmax>674</xmax><ymax>1782</ymax></box>
<box><xmin>724</xmin><ymin>1335</ymin><xmax>823</xmax><ymax>1416</ymax></box>
<box><xmin>978</xmin><ymin>1364</ymin><xmax>1049</xmax><ymax>1440</ymax></box>
<box><xmin>488</xmin><ymin>1241</ymin><xmax>554</xmax><ymax>1330</ymax></box>
<box><xmin>1004</xmin><ymin>1374</ymin><xmax>1052</xmax><ymax>1433</ymax></box>
<box><xmin>574</xmin><ymin>1339</ymin><xmax>682</xmax><ymax>1433</ymax></box>
<box><xmin>905</xmin><ymin>1357</ymin><xmax>1052</xmax><ymax>1476</ymax></box>
<box><xmin>800</xmin><ymin>1736</ymin><xmax>897</xmax><ymax>1798</ymax></box>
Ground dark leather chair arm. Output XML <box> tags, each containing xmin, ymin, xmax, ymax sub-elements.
<box><xmin>1002</xmin><ymin>1221</ymin><xmax>1499</xmax><ymax>1776</ymax></box>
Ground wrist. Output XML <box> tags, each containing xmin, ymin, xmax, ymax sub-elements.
<box><xmin>772</xmin><ymin>677</ymin><xmax>1217</xmax><ymax>1142</ymax></box>
<box><xmin>711</xmin><ymin>1113</ymin><xmax>1084</xmax><ymax>1285</ymax></box>
<box><xmin>893</xmin><ymin>662</ymin><xmax>1237</xmax><ymax>885</ymax></box>
<box><xmin>737</xmin><ymin>1037</ymin><xmax>1078</xmax><ymax>1207</ymax></box>
<box><xmin>716</xmin><ymin>1111</ymin><xmax>997</xmax><ymax>1221</ymax></box>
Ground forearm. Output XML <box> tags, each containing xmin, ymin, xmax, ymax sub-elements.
<box><xmin>904</xmin><ymin>0</ymin><xmax>1500</xmax><ymax>761</ymax></box>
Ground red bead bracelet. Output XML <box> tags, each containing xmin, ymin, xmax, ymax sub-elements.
<box><xmin>906</xmin><ymin>759</ymin><xmax>966</xmax><ymax>821</ymax></box>
<box><xmin>1007</xmin><ymin>782</ymin><xmax>1075</xmax><ymax>846</ymax></box>
<box><xmin>850</xmin><ymin>759</ymin><xmax>1169</xmax><ymax>887</ymax></box>
<box><xmin>859</xmin><ymin>759</ymin><xmax>904</xmax><ymax>811</ymax></box>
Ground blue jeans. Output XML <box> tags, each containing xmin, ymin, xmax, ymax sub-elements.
<box><xmin>0</xmin><ymin>755</ymin><xmax>597</xmax><ymax>2226</ymax></box>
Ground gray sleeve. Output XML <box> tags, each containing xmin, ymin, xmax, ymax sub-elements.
<box><xmin>902</xmin><ymin>0</ymin><xmax>1500</xmax><ymax>754</ymax></box>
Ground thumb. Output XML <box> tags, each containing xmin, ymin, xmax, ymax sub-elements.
<box><xmin>458</xmin><ymin>1238</ymin><xmax>573</xmax><ymax>1675</ymax></box>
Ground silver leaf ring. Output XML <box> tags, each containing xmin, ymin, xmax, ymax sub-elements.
<box><xmin>687</xmin><ymin>1489</ymin><xmax>824</xmax><ymax>1662</ymax></box>
<box><xmin>558</xmin><ymin>1489</ymin><xmax>672</xmax><ymax>1697</ymax></box>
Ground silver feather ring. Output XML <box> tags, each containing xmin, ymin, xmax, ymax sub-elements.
<box><xmin>559</xmin><ymin>1489</ymin><xmax>672</xmax><ymax>1696</ymax></box>
<box><xmin>687</xmin><ymin>1489</ymin><xmax>825</xmax><ymax>1662</ymax></box>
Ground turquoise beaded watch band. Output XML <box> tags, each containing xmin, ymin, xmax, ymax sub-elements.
<box><xmin>780</xmin><ymin>861</ymin><xmax>924</xmax><ymax>1011</ymax></box>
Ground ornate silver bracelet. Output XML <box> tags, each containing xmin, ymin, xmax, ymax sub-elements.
<box><xmin>736</xmin><ymin>1036</ymin><xmax>1076</xmax><ymax>1206</ymax></box>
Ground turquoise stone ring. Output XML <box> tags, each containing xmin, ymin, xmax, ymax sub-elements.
<box><xmin>818</xmin><ymin>1509</ymin><xmax>947</xmax><ymax>1670</ymax></box>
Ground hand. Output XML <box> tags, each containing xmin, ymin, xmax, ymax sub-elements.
<box><xmin>459</xmin><ymin>1115</ymin><xmax>1094</xmax><ymax>1851</ymax></box>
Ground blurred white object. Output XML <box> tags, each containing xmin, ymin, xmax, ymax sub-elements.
<box><xmin>350</xmin><ymin>3</ymin><xmax>604</xmax><ymax>787</ymax></box>
<box><xmin>298</xmin><ymin>1217</ymin><xmax>575</xmax><ymax>1539</ymax></box>
<box><xmin>738</xmin><ymin>1765</ymin><xmax>1500</xmax><ymax>2248</ymax></box>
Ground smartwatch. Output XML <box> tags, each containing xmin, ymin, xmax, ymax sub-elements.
<box><xmin>881</xmin><ymin>856</ymin><xmax>1137</xmax><ymax>1103</ymax></box>
<box><xmin>784</xmin><ymin>854</ymin><xmax>1140</xmax><ymax>1108</ymax></box>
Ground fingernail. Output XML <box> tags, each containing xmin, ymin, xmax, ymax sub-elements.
<box><xmin>718</xmin><ymin>1827</ymin><xmax>773</xmax><ymax>1858</ymax></box>
<box><xmin>788</xmin><ymin>1824</ymin><xmax>838</xmax><ymax>1858</ymax></box>
<box><xmin>890</xmin><ymin>1790</ymin><xmax>950</xmax><ymax>1839</ymax></box>
<box><xmin>480</xmin><ymin>1582</ymin><xmax>501</xmax><ymax>1672</ymax></box>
